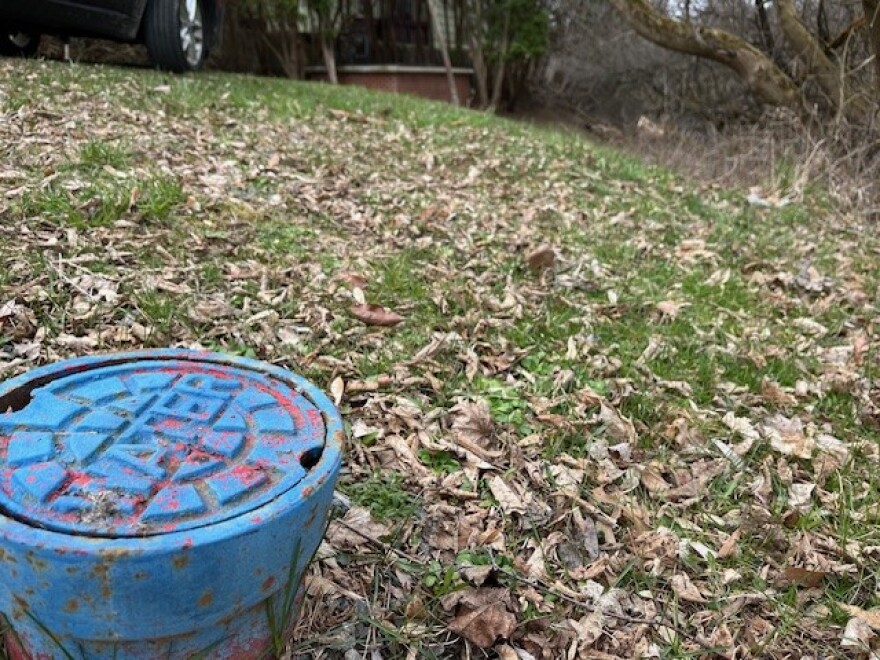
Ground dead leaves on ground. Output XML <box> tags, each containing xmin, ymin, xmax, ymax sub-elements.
<box><xmin>349</xmin><ymin>303</ymin><xmax>405</xmax><ymax>327</ymax></box>
<box><xmin>525</xmin><ymin>245</ymin><xmax>556</xmax><ymax>273</ymax></box>
<box><xmin>3</xmin><ymin>59</ymin><xmax>880</xmax><ymax>660</ymax></box>
<box><xmin>444</xmin><ymin>588</ymin><xmax>518</xmax><ymax>648</ymax></box>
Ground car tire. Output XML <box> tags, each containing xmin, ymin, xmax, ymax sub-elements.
<box><xmin>143</xmin><ymin>0</ymin><xmax>207</xmax><ymax>72</ymax></box>
<box><xmin>0</xmin><ymin>32</ymin><xmax>40</xmax><ymax>58</ymax></box>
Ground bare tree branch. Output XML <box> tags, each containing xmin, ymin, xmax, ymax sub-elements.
<box><xmin>829</xmin><ymin>16</ymin><xmax>866</xmax><ymax>50</ymax></box>
<box><xmin>776</xmin><ymin>0</ymin><xmax>869</xmax><ymax>119</ymax></box>
<box><xmin>608</xmin><ymin>0</ymin><xmax>801</xmax><ymax>108</ymax></box>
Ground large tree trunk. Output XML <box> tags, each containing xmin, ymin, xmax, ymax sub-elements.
<box><xmin>364</xmin><ymin>0</ymin><xmax>377</xmax><ymax>60</ymax></box>
<box><xmin>321</xmin><ymin>32</ymin><xmax>338</xmax><ymax>83</ymax></box>
<box><xmin>609</xmin><ymin>0</ymin><xmax>800</xmax><ymax>109</ymax></box>
<box><xmin>489</xmin><ymin>6</ymin><xmax>510</xmax><ymax>108</ymax></box>
<box><xmin>384</xmin><ymin>0</ymin><xmax>397</xmax><ymax>61</ymax></box>
<box><xmin>427</xmin><ymin>0</ymin><xmax>460</xmax><ymax>105</ymax></box>
<box><xmin>414</xmin><ymin>0</ymin><xmax>426</xmax><ymax>62</ymax></box>
<box><xmin>466</xmin><ymin>0</ymin><xmax>489</xmax><ymax>107</ymax></box>
<box><xmin>755</xmin><ymin>0</ymin><xmax>776</xmax><ymax>57</ymax></box>
<box><xmin>776</xmin><ymin>0</ymin><xmax>868</xmax><ymax>119</ymax></box>
<box><xmin>864</xmin><ymin>0</ymin><xmax>880</xmax><ymax>93</ymax></box>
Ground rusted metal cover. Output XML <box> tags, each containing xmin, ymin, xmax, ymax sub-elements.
<box><xmin>0</xmin><ymin>350</ymin><xmax>344</xmax><ymax>659</ymax></box>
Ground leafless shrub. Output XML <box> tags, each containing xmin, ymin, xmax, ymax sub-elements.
<box><xmin>605</xmin><ymin>107</ymin><xmax>880</xmax><ymax>214</ymax></box>
<box><xmin>211</xmin><ymin>3</ymin><xmax>306</xmax><ymax>78</ymax></box>
<box><xmin>528</xmin><ymin>0</ymin><xmax>880</xmax><ymax>213</ymax></box>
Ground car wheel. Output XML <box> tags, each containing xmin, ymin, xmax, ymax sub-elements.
<box><xmin>0</xmin><ymin>32</ymin><xmax>40</xmax><ymax>58</ymax></box>
<box><xmin>143</xmin><ymin>0</ymin><xmax>206</xmax><ymax>72</ymax></box>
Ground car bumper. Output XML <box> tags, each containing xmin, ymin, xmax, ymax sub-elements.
<box><xmin>0</xmin><ymin>0</ymin><xmax>146</xmax><ymax>41</ymax></box>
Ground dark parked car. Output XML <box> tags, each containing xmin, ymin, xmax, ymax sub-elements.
<box><xmin>0</xmin><ymin>0</ymin><xmax>224</xmax><ymax>72</ymax></box>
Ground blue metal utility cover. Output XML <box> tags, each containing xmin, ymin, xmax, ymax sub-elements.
<box><xmin>0</xmin><ymin>354</ymin><xmax>327</xmax><ymax>537</ymax></box>
<box><xmin>0</xmin><ymin>349</ymin><xmax>344</xmax><ymax>659</ymax></box>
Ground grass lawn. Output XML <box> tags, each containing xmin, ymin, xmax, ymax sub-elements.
<box><xmin>1</xmin><ymin>58</ymin><xmax>880</xmax><ymax>659</ymax></box>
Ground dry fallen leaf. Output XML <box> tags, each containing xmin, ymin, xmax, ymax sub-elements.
<box><xmin>708</xmin><ymin>624</ymin><xmax>735</xmax><ymax>658</ymax></box>
<box><xmin>577</xmin><ymin>385</ymin><xmax>604</xmax><ymax>407</ymax></box>
<box><xmin>761</xmin><ymin>378</ymin><xmax>797</xmax><ymax>406</ymax></box>
<box><xmin>526</xmin><ymin>245</ymin><xmax>556</xmax><ymax>272</ymax></box>
<box><xmin>852</xmin><ymin>332</ymin><xmax>870</xmax><ymax>365</ymax></box>
<box><xmin>634</xmin><ymin>529</ymin><xmax>679</xmax><ymax>562</ymax></box>
<box><xmin>338</xmin><ymin>270</ymin><xmax>369</xmax><ymax>289</ymax></box>
<box><xmin>569</xmin><ymin>611</ymin><xmax>604</xmax><ymax>646</ymax></box>
<box><xmin>525</xmin><ymin>542</ymin><xmax>547</xmax><ymax>579</ymax></box>
<box><xmin>656</xmin><ymin>299</ymin><xmax>687</xmax><ymax>319</ymax></box>
<box><xmin>451</xmin><ymin>399</ymin><xmax>496</xmax><ymax>449</ymax></box>
<box><xmin>640</xmin><ymin>465</ymin><xmax>671</xmax><ymax>494</ymax></box>
<box><xmin>788</xmin><ymin>482</ymin><xmax>815</xmax><ymax>511</ymax></box>
<box><xmin>670</xmin><ymin>573</ymin><xmax>707</xmax><ymax>603</ymax></box>
<box><xmin>445</xmin><ymin>588</ymin><xmax>518</xmax><ymax>648</ymax></box>
<box><xmin>305</xmin><ymin>574</ymin><xmax>366</xmax><ymax>602</ymax></box>
<box><xmin>384</xmin><ymin>435</ymin><xmax>431</xmax><ymax>477</ymax></box>
<box><xmin>495</xmin><ymin>645</ymin><xmax>520</xmax><ymax>660</ymax></box>
<box><xmin>326</xmin><ymin>506</ymin><xmax>391</xmax><ymax>549</ymax></box>
<box><xmin>723</xmin><ymin>412</ymin><xmax>760</xmax><ymax>444</ymax></box>
<box><xmin>460</xmin><ymin>564</ymin><xmax>494</xmax><ymax>586</ymax></box>
<box><xmin>816</xmin><ymin>433</ymin><xmax>848</xmax><ymax>463</ymax></box>
<box><xmin>488</xmin><ymin>475</ymin><xmax>527</xmax><ymax>515</ymax></box>
<box><xmin>840</xmin><ymin>604</ymin><xmax>880</xmax><ymax>631</ymax></box>
<box><xmin>351</xmin><ymin>286</ymin><xmax>367</xmax><ymax>305</ymax></box>
<box><xmin>349</xmin><ymin>303</ymin><xmax>404</xmax><ymax>327</ymax></box>
<box><xmin>764</xmin><ymin>414</ymin><xmax>814</xmax><ymax>459</ymax></box>
<box><xmin>330</xmin><ymin>376</ymin><xmax>345</xmax><ymax>407</ymax></box>
<box><xmin>600</xmin><ymin>403</ymin><xmax>637</xmax><ymax>444</ymax></box>
<box><xmin>717</xmin><ymin>529</ymin><xmax>741</xmax><ymax>559</ymax></box>
<box><xmin>841</xmin><ymin>615</ymin><xmax>875</xmax><ymax>650</ymax></box>
<box><xmin>782</xmin><ymin>566</ymin><xmax>826</xmax><ymax>588</ymax></box>
<box><xmin>557</xmin><ymin>509</ymin><xmax>600</xmax><ymax>571</ymax></box>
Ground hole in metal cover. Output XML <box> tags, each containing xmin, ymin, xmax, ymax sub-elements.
<box><xmin>300</xmin><ymin>446</ymin><xmax>323</xmax><ymax>470</ymax></box>
<box><xmin>0</xmin><ymin>384</ymin><xmax>36</xmax><ymax>413</ymax></box>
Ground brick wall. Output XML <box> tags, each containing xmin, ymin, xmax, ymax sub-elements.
<box><xmin>308</xmin><ymin>67</ymin><xmax>472</xmax><ymax>105</ymax></box>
